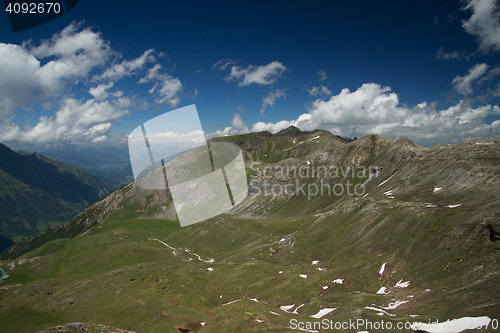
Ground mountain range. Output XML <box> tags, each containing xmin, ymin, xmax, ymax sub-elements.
<box><xmin>0</xmin><ymin>127</ymin><xmax>499</xmax><ymax>333</ymax></box>
<box><xmin>0</xmin><ymin>144</ymin><xmax>110</xmax><ymax>252</ymax></box>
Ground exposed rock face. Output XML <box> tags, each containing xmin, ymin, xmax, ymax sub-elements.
<box><xmin>36</xmin><ymin>322</ymin><xmax>137</xmax><ymax>333</ymax></box>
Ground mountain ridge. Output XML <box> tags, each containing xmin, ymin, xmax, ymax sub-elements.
<box><xmin>0</xmin><ymin>144</ymin><xmax>111</xmax><ymax>250</ymax></box>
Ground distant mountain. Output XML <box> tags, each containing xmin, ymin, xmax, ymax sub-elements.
<box><xmin>6</xmin><ymin>142</ymin><xmax>134</xmax><ymax>189</ymax></box>
<box><xmin>0</xmin><ymin>144</ymin><xmax>110</xmax><ymax>251</ymax></box>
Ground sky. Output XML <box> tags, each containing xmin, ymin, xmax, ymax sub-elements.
<box><xmin>0</xmin><ymin>0</ymin><xmax>500</xmax><ymax>148</ymax></box>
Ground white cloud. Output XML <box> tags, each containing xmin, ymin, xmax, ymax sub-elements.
<box><xmin>89</xmin><ymin>82</ymin><xmax>114</xmax><ymax>100</ymax></box>
<box><xmin>0</xmin><ymin>98</ymin><xmax>129</xmax><ymax>144</ymax></box>
<box><xmin>435</xmin><ymin>47</ymin><xmax>473</xmax><ymax>61</ymax></box>
<box><xmin>307</xmin><ymin>85</ymin><xmax>332</xmax><ymax>97</ymax></box>
<box><xmin>96</xmin><ymin>49</ymin><xmax>155</xmax><ymax>81</ymax></box>
<box><xmin>251</xmin><ymin>113</ymin><xmax>314</xmax><ymax>133</ymax></box>
<box><xmin>209</xmin><ymin>113</ymin><xmax>250</xmax><ymax>137</ymax></box>
<box><xmin>138</xmin><ymin>63</ymin><xmax>162</xmax><ymax>84</ymax></box>
<box><xmin>209</xmin><ymin>83</ymin><xmax>500</xmax><ymax>144</ymax></box>
<box><xmin>260</xmin><ymin>88</ymin><xmax>288</xmax><ymax>114</ymax></box>
<box><xmin>128</xmin><ymin>129</ymin><xmax>206</xmax><ymax>149</ymax></box>
<box><xmin>462</xmin><ymin>0</ymin><xmax>500</xmax><ymax>53</ymax></box>
<box><xmin>0</xmin><ymin>22</ymin><xmax>153</xmax><ymax>144</ymax></box>
<box><xmin>0</xmin><ymin>22</ymin><xmax>114</xmax><ymax>125</ymax></box>
<box><xmin>226</xmin><ymin>61</ymin><xmax>288</xmax><ymax>86</ymax></box>
<box><xmin>29</xmin><ymin>22</ymin><xmax>112</xmax><ymax>93</ymax></box>
<box><xmin>138</xmin><ymin>63</ymin><xmax>183</xmax><ymax>108</ymax></box>
<box><xmin>0</xmin><ymin>43</ymin><xmax>41</xmax><ymax>123</ymax></box>
<box><xmin>452</xmin><ymin>63</ymin><xmax>490</xmax><ymax>95</ymax></box>
<box><xmin>213</xmin><ymin>58</ymin><xmax>237</xmax><ymax>70</ymax></box>
<box><xmin>318</xmin><ymin>69</ymin><xmax>327</xmax><ymax>81</ymax></box>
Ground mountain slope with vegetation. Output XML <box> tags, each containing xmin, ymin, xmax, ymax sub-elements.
<box><xmin>0</xmin><ymin>144</ymin><xmax>110</xmax><ymax>250</ymax></box>
<box><xmin>0</xmin><ymin>128</ymin><xmax>499</xmax><ymax>333</ymax></box>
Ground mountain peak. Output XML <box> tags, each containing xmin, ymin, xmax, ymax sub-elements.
<box><xmin>276</xmin><ymin>126</ymin><xmax>302</xmax><ymax>136</ymax></box>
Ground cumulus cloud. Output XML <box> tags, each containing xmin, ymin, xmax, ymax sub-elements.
<box><xmin>260</xmin><ymin>88</ymin><xmax>288</xmax><ymax>115</ymax></box>
<box><xmin>89</xmin><ymin>82</ymin><xmax>114</xmax><ymax>100</ymax></box>
<box><xmin>307</xmin><ymin>85</ymin><xmax>332</xmax><ymax>97</ymax></box>
<box><xmin>0</xmin><ymin>43</ymin><xmax>41</xmax><ymax>123</ymax></box>
<box><xmin>96</xmin><ymin>49</ymin><xmax>155</xmax><ymax>81</ymax></box>
<box><xmin>226</xmin><ymin>61</ymin><xmax>288</xmax><ymax>86</ymax></box>
<box><xmin>209</xmin><ymin>83</ymin><xmax>500</xmax><ymax>144</ymax></box>
<box><xmin>29</xmin><ymin>21</ymin><xmax>112</xmax><ymax>93</ymax></box>
<box><xmin>139</xmin><ymin>63</ymin><xmax>183</xmax><ymax>108</ymax></box>
<box><xmin>462</xmin><ymin>0</ymin><xmax>500</xmax><ymax>53</ymax></box>
<box><xmin>0</xmin><ymin>21</ymin><xmax>114</xmax><ymax>125</ymax></box>
<box><xmin>0</xmin><ymin>22</ymin><xmax>184</xmax><ymax>144</ymax></box>
<box><xmin>318</xmin><ymin>69</ymin><xmax>327</xmax><ymax>81</ymax></box>
<box><xmin>452</xmin><ymin>63</ymin><xmax>490</xmax><ymax>95</ymax></box>
<box><xmin>209</xmin><ymin>113</ymin><xmax>250</xmax><ymax>138</ymax></box>
<box><xmin>0</xmin><ymin>98</ymin><xmax>129</xmax><ymax>144</ymax></box>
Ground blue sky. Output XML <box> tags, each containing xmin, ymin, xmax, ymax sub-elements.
<box><xmin>1</xmin><ymin>0</ymin><xmax>500</xmax><ymax>147</ymax></box>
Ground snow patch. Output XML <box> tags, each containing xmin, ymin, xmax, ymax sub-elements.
<box><xmin>381</xmin><ymin>300</ymin><xmax>409</xmax><ymax>310</ymax></box>
<box><xmin>364</xmin><ymin>306</ymin><xmax>396</xmax><ymax>317</ymax></box>
<box><xmin>377</xmin><ymin>174</ymin><xmax>395</xmax><ymax>188</ymax></box>
<box><xmin>222</xmin><ymin>299</ymin><xmax>241</xmax><ymax>306</ymax></box>
<box><xmin>249</xmin><ymin>298</ymin><xmax>259</xmax><ymax>302</ymax></box>
<box><xmin>279</xmin><ymin>271</ymin><xmax>283</xmax><ymax>274</ymax></box>
<box><xmin>376</xmin><ymin>287</ymin><xmax>390</xmax><ymax>294</ymax></box>
<box><xmin>310</xmin><ymin>136</ymin><xmax>320</xmax><ymax>141</ymax></box>
<box><xmin>447</xmin><ymin>204</ymin><xmax>462</xmax><ymax>208</ymax></box>
<box><xmin>310</xmin><ymin>308</ymin><xmax>337</xmax><ymax>319</ymax></box>
<box><xmin>206</xmin><ymin>267</ymin><xmax>213</xmax><ymax>272</ymax></box>
<box><xmin>317</xmin><ymin>267</ymin><xmax>326</xmax><ymax>271</ymax></box>
<box><xmin>363</xmin><ymin>192</ymin><xmax>369</xmax><ymax>198</ymax></box>
<box><xmin>280</xmin><ymin>238</ymin><xmax>286</xmax><ymax>242</ymax></box>
<box><xmin>200</xmin><ymin>322</ymin><xmax>205</xmax><ymax>326</ymax></box>
<box><xmin>332</xmin><ymin>279</ymin><xmax>344</xmax><ymax>284</ymax></box>
<box><xmin>395</xmin><ymin>279</ymin><xmax>410</xmax><ymax>288</ymax></box>
<box><xmin>322</xmin><ymin>286</ymin><xmax>328</xmax><ymax>290</ymax></box>
<box><xmin>300</xmin><ymin>274</ymin><xmax>308</xmax><ymax>279</ymax></box>
<box><xmin>269</xmin><ymin>311</ymin><xmax>281</xmax><ymax>316</ymax></box>
<box><xmin>433</xmin><ymin>187</ymin><xmax>442</xmax><ymax>192</ymax></box>
<box><xmin>312</xmin><ymin>260</ymin><xmax>319</xmax><ymax>265</ymax></box>
<box><xmin>292</xmin><ymin>303</ymin><xmax>305</xmax><ymax>314</ymax></box>
<box><xmin>379</xmin><ymin>262</ymin><xmax>387</xmax><ymax>275</ymax></box>
<box><xmin>383</xmin><ymin>190</ymin><xmax>393</xmax><ymax>195</ymax></box>
<box><xmin>280</xmin><ymin>304</ymin><xmax>295</xmax><ymax>312</ymax></box>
